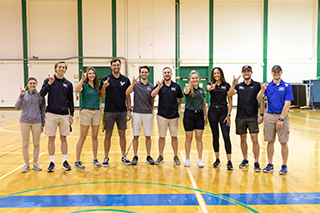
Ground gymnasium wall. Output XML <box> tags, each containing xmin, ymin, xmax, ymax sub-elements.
<box><xmin>0</xmin><ymin>0</ymin><xmax>318</xmax><ymax>107</ymax></box>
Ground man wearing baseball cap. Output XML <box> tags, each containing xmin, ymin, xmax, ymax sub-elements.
<box><xmin>257</xmin><ymin>65</ymin><xmax>293</xmax><ymax>175</ymax></box>
<box><xmin>229</xmin><ymin>65</ymin><xmax>265</xmax><ymax>172</ymax></box>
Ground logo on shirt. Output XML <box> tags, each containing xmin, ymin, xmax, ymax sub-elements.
<box><xmin>279</xmin><ymin>87</ymin><xmax>285</xmax><ymax>91</ymax></box>
<box><xmin>200</xmin><ymin>90</ymin><xmax>203</xmax><ymax>94</ymax></box>
<box><xmin>239</xmin><ymin>86</ymin><xmax>244</xmax><ymax>90</ymax></box>
<box><xmin>63</xmin><ymin>83</ymin><xmax>68</xmax><ymax>88</ymax></box>
<box><xmin>171</xmin><ymin>87</ymin><xmax>176</xmax><ymax>91</ymax></box>
<box><xmin>221</xmin><ymin>86</ymin><xmax>226</xmax><ymax>90</ymax></box>
<box><xmin>147</xmin><ymin>87</ymin><xmax>152</xmax><ymax>91</ymax></box>
<box><xmin>120</xmin><ymin>81</ymin><xmax>125</xmax><ymax>86</ymax></box>
<box><xmin>250</xmin><ymin>86</ymin><xmax>254</xmax><ymax>89</ymax></box>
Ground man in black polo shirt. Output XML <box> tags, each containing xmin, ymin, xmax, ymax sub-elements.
<box><xmin>99</xmin><ymin>58</ymin><xmax>131</xmax><ymax>166</ymax></box>
<box><xmin>229</xmin><ymin>65</ymin><xmax>264</xmax><ymax>172</ymax></box>
<box><xmin>151</xmin><ymin>67</ymin><xmax>183</xmax><ymax>165</ymax></box>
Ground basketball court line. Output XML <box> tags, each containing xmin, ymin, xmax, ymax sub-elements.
<box><xmin>180</xmin><ymin>151</ymin><xmax>208</xmax><ymax>213</ymax></box>
<box><xmin>0</xmin><ymin>152</ymin><xmax>45</xmax><ymax>180</ymax></box>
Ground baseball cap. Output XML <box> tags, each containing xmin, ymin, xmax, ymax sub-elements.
<box><xmin>242</xmin><ymin>65</ymin><xmax>252</xmax><ymax>71</ymax></box>
<box><xmin>271</xmin><ymin>65</ymin><xmax>282</xmax><ymax>71</ymax></box>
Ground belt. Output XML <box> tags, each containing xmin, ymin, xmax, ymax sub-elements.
<box><xmin>210</xmin><ymin>105</ymin><xmax>226</xmax><ymax>108</ymax></box>
<box><xmin>186</xmin><ymin>109</ymin><xmax>203</xmax><ymax>113</ymax></box>
<box><xmin>267</xmin><ymin>112</ymin><xmax>281</xmax><ymax>114</ymax></box>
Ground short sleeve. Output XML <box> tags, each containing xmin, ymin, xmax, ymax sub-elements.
<box><xmin>285</xmin><ymin>84</ymin><xmax>294</xmax><ymax>101</ymax></box>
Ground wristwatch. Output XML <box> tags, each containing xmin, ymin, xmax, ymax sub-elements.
<box><xmin>260</xmin><ymin>113</ymin><xmax>264</xmax><ymax>117</ymax></box>
<box><xmin>278</xmin><ymin>118</ymin><xmax>284</xmax><ymax>121</ymax></box>
<box><xmin>128</xmin><ymin>109</ymin><xmax>132</xmax><ymax>112</ymax></box>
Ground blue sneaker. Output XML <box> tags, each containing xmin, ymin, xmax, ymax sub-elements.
<box><xmin>263</xmin><ymin>163</ymin><xmax>274</xmax><ymax>173</ymax></box>
<box><xmin>279</xmin><ymin>165</ymin><xmax>287</xmax><ymax>175</ymax></box>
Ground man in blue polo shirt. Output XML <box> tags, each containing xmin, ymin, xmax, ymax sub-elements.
<box><xmin>151</xmin><ymin>67</ymin><xmax>183</xmax><ymax>165</ymax></box>
<box><xmin>257</xmin><ymin>65</ymin><xmax>293</xmax><ymax>175</ymax></box>
<box><xmin>229</xmin><ymin>65</ymin><xmax>264</xmax><ymax>172</ymax></box>
<box><xmin>99</xmin><ymin>58</ymin><xmax>131</xmax><ymax>166</ymax></box>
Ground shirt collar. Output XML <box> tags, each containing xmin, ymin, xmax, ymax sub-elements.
<box><xmin>271</xmin><ymin>79</ymin><xmax>284</xmax><ymax>86</ymax></box>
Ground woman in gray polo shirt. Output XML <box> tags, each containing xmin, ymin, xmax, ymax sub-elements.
<box><xmin>15</xmin><ymin>77</ymin><xmax>45</xmax><ymax>173</ymax></box>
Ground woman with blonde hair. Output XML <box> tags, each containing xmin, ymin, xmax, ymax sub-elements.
<box><xmin>183</xmin><ymin>70</ymin><xmax>207</xmax><ymax>167</ymax></box>
<box><xmin>74</xmin><ymin>66</ymin><xmax>102</xmax><ymax>169</ymax></box>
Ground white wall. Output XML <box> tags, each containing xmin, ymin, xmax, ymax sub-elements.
<box><xmin>0</xmin><ymin>0</ymin><xmax>319</xmax><ymax>107</ymax></box>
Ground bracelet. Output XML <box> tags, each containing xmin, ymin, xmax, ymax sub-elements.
<box><xmin>278</xmin><ymin>118</ymin><xmax>284</xmax><ymax>121</ymax></box>
<box><xmin>260</xmin><ymin>113</ymin><xmax>264</xmax><ymax>117</ymax></box>
<box><xmin>127</xmin><ymin>109</ymin><xmax>132</xmax><ymax>112</ymax></box>
<box><xmin>228</xmin><ymin>114</ymin><xmax>231</xmax><ymax>117</ymax></box>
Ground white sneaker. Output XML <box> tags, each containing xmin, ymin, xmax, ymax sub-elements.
<box><xmin>198</xmin><ymin>159</ymin><xmax>204</xmax><ymax>168</ymax></box>
<box><xmin>33</xmin><ymin>163</ymin><xmax>42</xmax><ymax>171</ymax></box>
<box><xmin>184</xmin><ymin>159</ymin><xmax>190</xmax><ymax>167</ymax></box>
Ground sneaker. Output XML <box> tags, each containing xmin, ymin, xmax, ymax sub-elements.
<box><xmin>173</xmin><ymin>156</ymin><xmax>181</xmax><ymax>165</ymax></box>
<box><xmin>184</xmin><ymin>159</ymin><xmax>190</xmax><ymax>167</ymax></box>
<box><xmin>32</xmin><ymin>163</ymin><xmax>42</xmax><ymax>171</ymax></box>
<box><xmin>263</xmin><ymin>163</ymin><xmax>274</xmax><ymax>173</ymax></box>
<box><xmin>197</xmin><ymin>159</ymin><xmax>204</xmax><ymax>168</ymax></box>
<box><xmin>102</xmin><ymin>158</ymin><xmax>109</xmax><ymax>167</ymax></box>
<box><xmin>21</xmin><ymin>164</ymin><xmax>30</xmax><ymax>173</ymax></box>
<box><xmin>239</xmin><ymin>159</ymin><xmax>249</xmax><ymax>168</ymax></box>
<box><xmin>146</xmin><ymin>156</ymin><xmax>155</xmax><ymax>165</ymax></box>
<box><xmin>131</xmin><ymin>156</ymin><xmax>138</xmax><ymax>165</ymax></box>
<box><xmin>254</xmin><ymin>162</ymin><xmax>261</xmax><ymax>172</ymax></box>
<box><xmin>121</xmin><ymin>156</ymin><xmax>131</xmax><ymax>165</ymax></box>
<box><xmin>227</xmin><ymin>160</ymin><xmax>233</xmax><ymax>170</ymax></box>
<box><xmin>74</xmin><ymin>161</ymin><xmax>85</xmax><ymax>169</ymax></box>
<box><xmin>279</xmin><ymin>165</ymin><xmax>288</xmax><ymax>175</ymax></box>
<box><xmin>47</xmin><ymin>162</ymin><xmax>55</xmax><ymax>172</ymax></box>
<box><xmin>155</xmin><ymin>155</ymin><xmax>164</xmax><ymax>165</ymax></box>
<box><xmin>92</xmin><ymin>159</ymin><xmax>101</xmax><ymax>167</ymax></box>
<box><xmin>213</xmin><ymin>158</ymin><xmax>220</xmax><ymax>168</ymax></box>
<box><xmin>62</xmin><ymin>160</ymin><xmax>72</xmax><ymax>171</ymax></box>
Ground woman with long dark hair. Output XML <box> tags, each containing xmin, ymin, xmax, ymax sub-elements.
<box><xmin>74</xmin><ymin>66</ymin><xmax>102</xmax><ymax>169</ymax></box>
<box><xmin>206</xmin><ymin>67</ymin><xmax>233</xmax><ymax>170</ymax></box>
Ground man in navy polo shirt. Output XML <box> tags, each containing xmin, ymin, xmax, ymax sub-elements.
<box><xmin>257</xmin><ymin>65</ymin><xmax>293</xmax><ymax>175</ymax></box>
<box><xmin>151</xmin><ymin>67</ymin><xmax>183</xmax><ymax>165</ymax></box>
<box><xmin>229</xmin><ymin>65</ymin><xmax>264</xmax><ymax>172</ymax></box>
<box><xmin>99</xmin><ymin>58</ymin><xmax>131</xmax><ymax>166</ymax></box>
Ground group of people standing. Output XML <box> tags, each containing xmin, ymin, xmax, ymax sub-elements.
<box><xmin>15</xmin><ymin>59</ymin><xmax>293</xmax><ymax>175</ymax></box>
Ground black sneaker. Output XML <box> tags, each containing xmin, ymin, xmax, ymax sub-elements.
<box><xmin>121</xmin><ymin>156</ymin><xmax>131</xmax><ymax>165</ymax></box>
<box><xmin>102</xmin><ymin>158</ymin><xmax>109</xmax><ymax>167</ymax></box>
<box><xmin>239</xmin><ymin>159</ymin><xmax>249</xmax><ymax>168</ymax></box>
<box><xmin>47</xmin><ymin>162</ymin><xmax>55</xmax><ymax>172</ymax></box>
<box><xmin>213</xmin><ymin>158</ymin><xmax>220</xmax><ymax>168</ymax></box>
<box><xmin>155</xmin><ymin>155</ymin><xmax>164</xmax><ymax>165</ymax></box>
<box><xmin>62</xmin><ymin>160</ymin><xmax>72</xmax><ymax>171</ymax></box>
<box><xmin>146</xmin><ymin>156</ymin><xmax>155</xmax><ymax>165</ymax></box>
<box><xmin>131</xmin><ymin>156</ymin><xmax>138</xmax><ymax>165</ymax></box>
<box><xmin>227</xmin><ymin>160</ymin><xmax>233</xmax><ymax>170</ymax></box>
<box><xmin>254</xmin><ymin>162</ymin><xmax>261</xmax><ymax>172</ymax></box>
<box><xmin>173</xmin><ymin>156</ymin><xmax>181</xmax><ymax>165</ymax></box>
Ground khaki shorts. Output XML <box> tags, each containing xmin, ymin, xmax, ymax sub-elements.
<box><xmin>80</xmin><ymin>109</ymin><xmax>101</xmax><ymax>126</ymax></box>
<box><xmin>44</xmin><ymin>112</ymin><xmax>70</xmax><ymax>136</ymax></box>
<box><xmin>131</xmin><ymin>112</ymin><xmax>153</xmax><ymax>136</ymax></box>
<box><xmin>157</xmin><ymin>115</ymin><xmax>179</xmax><ymax>137</ymax></box>
<box><xmin>264</xmin><ymin>113</ymin><xmax>290</xmax><ymax>143</ymax></box>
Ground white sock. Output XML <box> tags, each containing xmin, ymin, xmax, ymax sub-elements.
<box><xmin>49</xmin><ymin>155</ymin><xmax>54</xmax><ymax>163</ymax></box>
<box><xmin>62</xmin><ymin>154</ymin><xmax>67</xmax><ymax>162</ymax></box>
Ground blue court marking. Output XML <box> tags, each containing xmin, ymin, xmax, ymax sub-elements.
<box><xmin>203</xmin><ymin>192</ymin><xmax>320</xmax><ymax>205</ymax></box>
<box><xmin>0</xmin><ymin>194</ymin><xmax>198</xmax><ymax>208</ymax></box>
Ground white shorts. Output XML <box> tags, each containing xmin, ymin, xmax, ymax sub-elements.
<box><xmin>44</xmin><ymin>113</ymin><xmax>70</xmax><ymax>136</ymax></box>
<box><xmin>157</xmin><ymin>115</ymin><xmax>179</xmax><ymax>137</ymax></box>
<box><xmin>131</xmin><ymin>112</ymin><xmax>153</xmax><ymax>136</ymax></box>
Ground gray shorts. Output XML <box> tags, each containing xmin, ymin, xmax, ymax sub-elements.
<box><xmin>104</xmin><ymin>111</ymin><xmax>127</xmax><ymax>131</ymax></box>
<box><xmin>235</xmin><ymin>118</ymin><xmax>259</xmax><ymax>135</ymax></box>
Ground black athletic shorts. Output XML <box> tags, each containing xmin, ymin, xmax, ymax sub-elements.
<box><xmin>183</xmin><ymin>109</ymin><xmax>205</xmax><ymax>131</ymax></box>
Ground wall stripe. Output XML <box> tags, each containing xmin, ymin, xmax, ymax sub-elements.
<box><xmin>21</xmin><ymin>0</ymin><xmax>28</xmax><ymax>87</ymax></box>
<box><xmin>112</xmin><ymin>0</ymin><xmax>117</xmax><ymax>57</ymax></box>
<box><xmin>175</xmin><ymin>0</ymin><xmax>180</xmax><ymax>78</ymax></box>
<box><xmin>317</xmin><ymin>0</ymin><xmax>320</xmax><ymax>78</ymax></box>
<box><xmin>263</xmin><ymin>0</ymin><xmax>268</xmax><ymax>82</ymax></box>
<box><xmin>209</xmin><ymin>0</ymin><xmax>214</xmax><ymax>70</ymax></box>
<box><xmin>78</xmin><ymin>0</ymin><xmax>83</xmax><ymax>71</ymax></box>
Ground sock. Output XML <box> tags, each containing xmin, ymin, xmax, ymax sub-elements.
<box><xmin>62</xmin><ymin>154</ymin><xmax>67</xmax><ymax>162</ymax></box>
<box><xmin>49</xmin><ymin>155</ymin><xmax>54</xmax><ymax>163</ymax></box>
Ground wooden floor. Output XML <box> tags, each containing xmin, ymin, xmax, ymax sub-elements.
<box><xmin>0</xmin><ymin>108</ymin><xmax>319</xmax><ymax>213</ymax></box>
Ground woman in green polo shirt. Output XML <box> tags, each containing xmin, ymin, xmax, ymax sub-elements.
<box><xmin>74</xmin><ymin>66</ymin><xmax>102</xmax><ymax>169</ymax></box>
<box><xmin>183</xmin><ymin>70</ymin><xmax>207</xmax><ymax>168</ymax></box>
